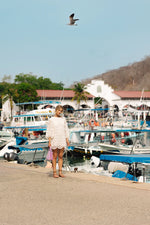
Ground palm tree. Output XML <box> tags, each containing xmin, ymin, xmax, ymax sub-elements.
<box><xmin>72</xmin><ymin>83</ymin><xmax>90</xmax><ymax>109</ymax></box>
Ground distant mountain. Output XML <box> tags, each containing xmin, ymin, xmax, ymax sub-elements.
<box><xmin>72</xmin><ymin>56</ymin><xmax>150</xmax><ymax>91</ymax></box>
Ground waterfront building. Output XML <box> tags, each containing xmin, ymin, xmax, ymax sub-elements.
<box><xmin>36</xmin><ymin>89</ymin><xmax>95</xmax><ymax>112</ymax></box>
<box><xmin>86</xmin><ymin>80</ymin><xmax>150</xmax><ymax>112</ymax></box>
<box><xmin>37</xmin><ymin>80</ymin><xmax>150</xmax><ymax>113</ymax></box>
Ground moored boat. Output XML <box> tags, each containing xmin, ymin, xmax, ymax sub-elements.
<box><xmin>2</xmin><ymin>136</ymin><xmax>48</xmax><ymax>164</ymax></box>
<box><xmin>99</xmin><ymin>128</ymin><xmax>150</xmax><ymax>155</ymax></box>
<box><xmin>68</xmin><ymin>127</ymin><xmax>142</xmax><ymax>156</ymax></box>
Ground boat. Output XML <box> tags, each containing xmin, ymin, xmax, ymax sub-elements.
<box><xmin>2</xmin><ymin>136</ymin><xmax>48</xmax><ymax>164</ymax></box>
<box><xmin>3</xmin><ymin>100</ymin><xmax>62</xmax><ymax>131</ymax></box>
<box><xmin>0</xmin><ymin>130</ymin><xmax>14</xmax><ymax>148</ymax></box>
<box><xmin>99</xmin><ymin>142</ymin><xmax>150</xmax><ymax>155</ymax></box>
<box><xmin>99</xmin><ymin>128</ymin><xmax>150</xmax><ymax>155</ymax></box>
<box><xmin>1</xmin><ymin>101</ymin><xmax>62</xmax><ymax>163</ymax></box>
<box><xmin>0</xmin><ymin>118</ymin><xmax>50</xmax><ymax>161</ymax></box>
<box><xmin>6</xmin><ymin>112</ymin><xmax>53</xmax><ymax>130</ymax></box>
<box><xmin>68</xmin><ymin>126</ymin><xmax>142</xmax><ymax>156</ymax></box>
<box><xmin>100</xmin><ymin>154</ymin><xmax>150</xmax><ymax>182</ymax></box>
<box><xmin>125</xmin><ymin>106</ymin><xmax>150</xmax><ymax>128</ymax></box>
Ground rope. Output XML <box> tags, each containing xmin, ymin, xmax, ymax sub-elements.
<box><xmin>63</xmin><ymin>148</ymin><xmax>71</xmax><ymax>171</ymax></box>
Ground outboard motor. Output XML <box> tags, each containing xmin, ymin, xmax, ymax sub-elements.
<box><xmin>8</xmin><ymin>152</ymin><xmax>18</xmax><ymax>161</ymax></box>
<box><xmin>4</xmin><ymin>152</ymin><xmax>18</xmax><ymax>162</ymax></box>
<box><xmin>4</xmin><ymin>152</ymin><xmax>9</xmax><ymax>161</ymax></box>
<box><xmin>90</xmin><ymin>156</ymin><xmax>101</xmax><ymax>167</ymax></box>
<box><xmin>128</xmin><ymin>165</ymin><xmax>142</xmax><ymax>178</ymax></box>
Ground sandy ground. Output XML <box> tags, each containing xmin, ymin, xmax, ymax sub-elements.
<box><xmin>0</xmin><ymin>161</ymin><xmax>150</xmax><ymax>225</ymax></box>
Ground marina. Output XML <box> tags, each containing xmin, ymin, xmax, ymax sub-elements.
<box><xmin>1</xmin><ymin>103</ymin><xmax>150</xmax><ymax>183</ymax></box>
<box><xmin>0</xmin><ymin>86</ymin><xmax>150</xmax><ymax>183</ymax></box>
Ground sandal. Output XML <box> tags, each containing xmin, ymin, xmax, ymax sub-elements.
<box><xmin>53</xmin><ymin>171</ymin><xmax>59</xmax><ymax>178</ymax></box>
<box><xmin>59</xmin><ymin>170</ymin><xmax>65</xmax><ymax>178</ymax></box>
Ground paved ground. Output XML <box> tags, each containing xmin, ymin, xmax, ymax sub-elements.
<box><xmin>0</xmin><ymin>161</ymin><xmax>150</xmax><ymax>225</ymax></box>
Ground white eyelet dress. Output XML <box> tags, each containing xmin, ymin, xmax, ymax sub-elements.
<box><xmin>46</xmin><ymin>116</ymin><xmax>69</xmax><ymax>150</ymax></box>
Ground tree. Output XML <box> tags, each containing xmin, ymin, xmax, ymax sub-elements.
<box><xmin>72</xmin><ymin>82</ymin><xmax>90</xmax><ymax>108</ymax></box>
<box><xmin>50</xmin><ymin>82</ymin><xmax>64</xmax><ymax>90</ymax></box>
<box><xmin>15</xmin><ymin>83</ymin><xmax>39</xmax><ymax>104</ymax></box>
<box><xmin>37</xmin><ymin>77</ymin><xmax>52</xmax><ymax>89</ymax></box>
<box><xmin>14</xmin><ymin>73</ymin><xmax>64</xmax><ymax>90</ymax></box>
<box><xmin>14</xmin><ymin>73</ymin><xmax>39</xmax><ymax>88</ymax></box>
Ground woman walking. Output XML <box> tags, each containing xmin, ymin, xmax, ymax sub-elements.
<box><xmin>46</xmin><ymin>105</ymin><xmax>70</xmax><ymax>178</ymax></box>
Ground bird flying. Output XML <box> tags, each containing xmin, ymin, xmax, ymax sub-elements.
<box><xmin>68</xmin><ymin>13</ymin><xmax>79</xmax><ymax>25</ymax></box>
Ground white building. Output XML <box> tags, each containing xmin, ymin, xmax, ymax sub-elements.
<box><xmin>86</xmin><ymin>80</ymin><xmax>150</xmax><ymax>112</ymax></box>
<box><xmin>36</xmin><ymin>89</ymin><xmax>95</xmax><ymax>112</ymax></box>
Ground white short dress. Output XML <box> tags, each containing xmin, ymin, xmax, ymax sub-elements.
<box><xmin>46</xmin><ymin>116</ymin><xmax>69</xmax><ymax>150</ymax></box>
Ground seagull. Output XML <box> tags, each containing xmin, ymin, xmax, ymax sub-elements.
<box><xmin>68</xmin><ymin>13</ymin><xmax>79</xmax><ymax>26</ymax></box>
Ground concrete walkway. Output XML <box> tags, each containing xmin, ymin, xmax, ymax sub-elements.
<box><xmin>0</xmin><ymin>161</ymin><xmax>150</xmax><ymax>225</ymax></box>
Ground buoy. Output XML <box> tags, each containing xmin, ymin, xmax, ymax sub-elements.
<box><xmin>121</xmin><ymin>139</ymin><xmax>125</xmax><ymax>143</ymax></box>
<box><xmin>111</xmin><ymin>138</ymin><xmax>116</xmax><ymax>143</ymax></box>
<box><xmin>90</xmin><ymin>156</ymin><xmax>101</xmax><ymax>167</ymax></box>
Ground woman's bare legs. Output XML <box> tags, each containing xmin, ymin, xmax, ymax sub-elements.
<box><xmin>52</xmin><ymin>149</ymin><xmax>59</xmax><ymax>178</ymax></box>
<box><xmin>58</xmin><ymin>148</ymin><xmax>65</xmax><ymax>177</ymax></box>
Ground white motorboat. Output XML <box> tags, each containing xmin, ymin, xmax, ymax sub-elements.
<box><xmin>1</xmin><ymin>136</ymin><xmax>48</xmax><ymax>163</ymax></box>
<box><xmin>0</xmin><ymin>130</ymin><xmax>14</xmax><ymax>148</ymax></box>
<box><xmin>0</xmin><ymin>129</ymin><xmax>49</xmax><ymax>165</ymax></box>
<box><xmin>68</xmin><ymin>126</ymin><xmax>143</xmax><ymax>156</ymax></box>
<box><xmin>99</xmin><ymin>142</ymin><xmax>150</xmax><ymax>155</ymax></box>
<box><xmin>99</xmin><ymin>128</ymin><xmax>150</xmax><ymax>155</ymax></box>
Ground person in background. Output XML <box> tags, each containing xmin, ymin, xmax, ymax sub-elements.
<box><xmin>46</xmin><ymin>105</ymin><xmax>70</xmax><ymax>178</ymax></box>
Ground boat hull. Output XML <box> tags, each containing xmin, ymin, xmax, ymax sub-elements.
<box><xmin>99</xmin><ymin>143</ymin><xmax>150</xmax><ymax>155</ymax></box>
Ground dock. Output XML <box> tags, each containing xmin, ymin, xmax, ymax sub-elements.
<box><xmin>0</xmin><ymin>161</ymin><xmax>150</xmax><ymax>225</ymax></box>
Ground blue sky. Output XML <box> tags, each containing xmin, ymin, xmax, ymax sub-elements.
<box><xmin>1</xmin><ymin>0</ymin><xmax>150</xmax><ymax>87</ymax></box>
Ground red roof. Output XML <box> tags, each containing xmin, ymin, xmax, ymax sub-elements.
<box><xmin>114</xmin><ymin>91</ymin><xmax>150</xmax><ymax>98</ymax></box>
<box><xmin>37</xmin><ymin>90</ymin><xmax>94</xmax><ymax>98</ymax></box>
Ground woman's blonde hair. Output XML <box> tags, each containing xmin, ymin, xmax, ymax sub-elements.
<box><xmin>55</xmin><ymin>105</ymin><xmax>63</xmax><ymax>112</ymax></box>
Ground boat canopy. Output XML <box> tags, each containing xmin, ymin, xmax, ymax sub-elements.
<box><xmin>13</xmin><ymin>113</ymin><xmax>53</xmax><ymax>118</ymax></box>
<box><xmin>74</xmin><ymin>108</ymin><xmax>109</xmax><ymax>112</ymax></box>
<box><xmin>100</xmin><ymin>154</ymin><xmax>150</xmax><ymax>164</ymax></box>
<box><xmin>16</xmin><ymin>100</ymin><xmax>61</xmax><ymax>105</ymax></box>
